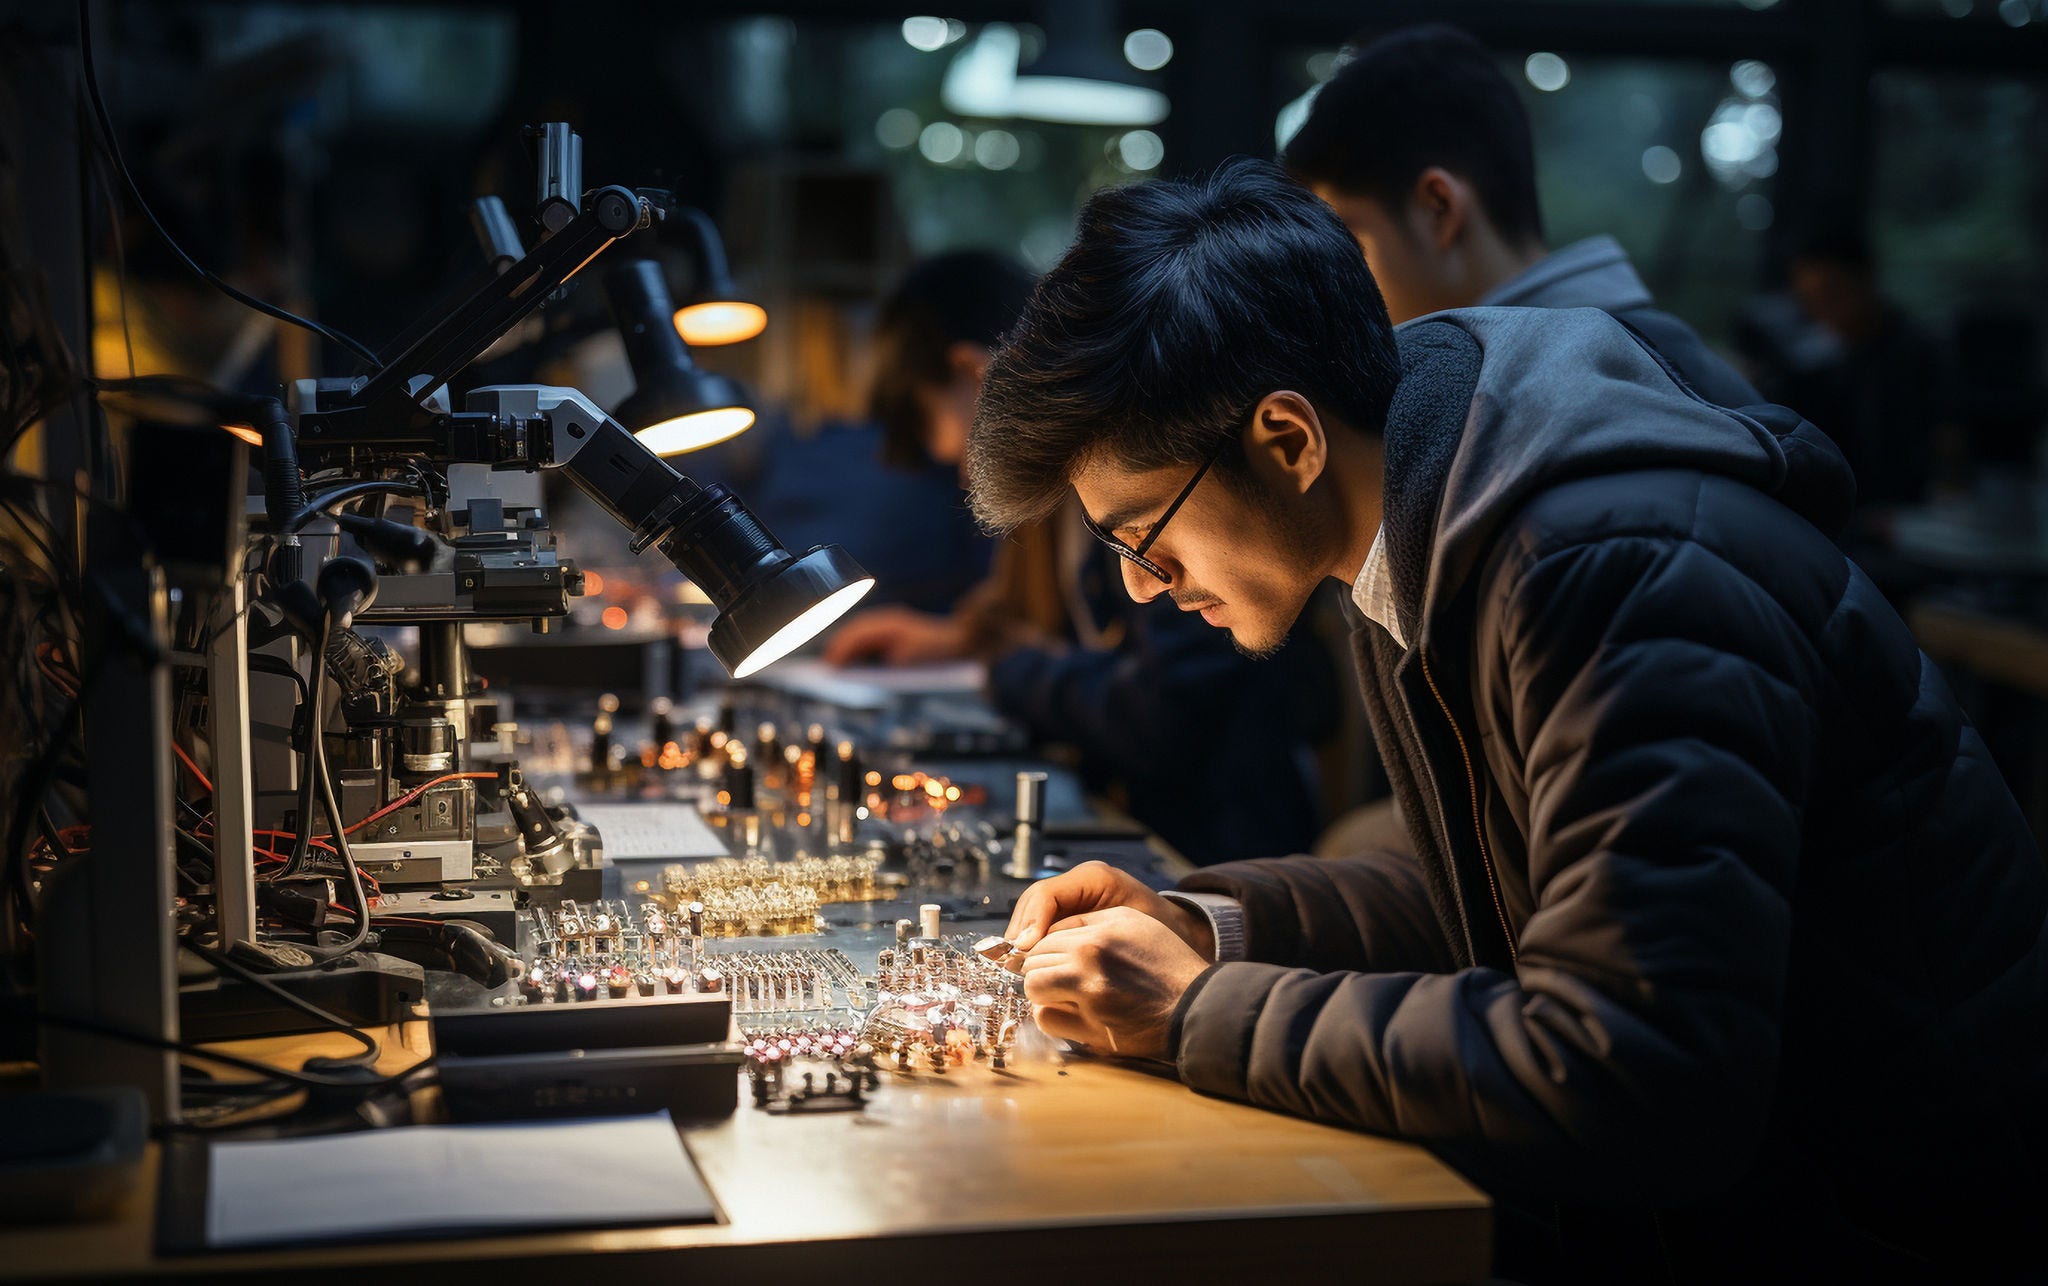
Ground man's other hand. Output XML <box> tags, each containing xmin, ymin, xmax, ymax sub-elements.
<box><xmin>1021</xmin><ymin>906</ymin><xmax>1211</xmax><ymax>1060</ymax></box>
<box><xmin>1005</xmin><ymin>859</ymin><xmax>1214</xmax><ymax>958</ymax></box>
<box><xmin>823</xmin><ymin>607</ymin><xmax>969</xmax><ymax>666</ymax></box>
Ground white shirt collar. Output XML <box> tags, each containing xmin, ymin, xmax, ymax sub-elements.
<box><xmin>1350</xmin><ymin>525</ymin><xmax>1407</xmax><ymax>649</ymax></box>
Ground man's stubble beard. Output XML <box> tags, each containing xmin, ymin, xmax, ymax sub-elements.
<box><xmin>1223</xmin><ymin>471</ymin><xmax>1336</xmax><ymax>662</ymax></box>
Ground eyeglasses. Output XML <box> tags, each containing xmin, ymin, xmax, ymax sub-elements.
<box><xmin>1079</xmin><ymin>430</ymin><xmax>1234</xmax><ymax>585</ymax></box>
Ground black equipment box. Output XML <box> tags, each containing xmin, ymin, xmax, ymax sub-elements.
<box><xmin>431</xmin><ymin>989</ymin><xmax>740</xmax><ymax>1122</ymax></box>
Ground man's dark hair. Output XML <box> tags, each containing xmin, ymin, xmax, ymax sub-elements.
<box><xmin>868</xmin><ymin>250</ymin><xmax>1036</xmax><ymax>467</ymax></box>
<box><xmin>1282</xmin><ymin>24</ymin><xmax>1544</xmax><ymax>246</ymax></box>
<box><xmin>967</xmin><ymin>159</ymin><xmax>1398</xmax><ymax>534</ymax></box>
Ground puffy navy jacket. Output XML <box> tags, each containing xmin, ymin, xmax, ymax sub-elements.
<box><xmin>1172</xmin><ymin>308</ymin><xmax>2047</xmax><ymax>1280</ymax></box>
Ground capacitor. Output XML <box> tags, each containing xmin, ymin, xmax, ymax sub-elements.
<box><xmin>590</xmin><ymin>713</ymin><xmax>614</xmax><ymax>776</ymax></box>
<box><xmin>895</xmin><ymin>918</ymin><xmax>913</xmax><ymax>947</ymax></box>
<box><xmin>650</xmin><ymin>697</ymin><xmax>677</xmax><ymax>750</ymax></box>
<box><xmin>688</xmin><ymin>900</ymin><xmax>705</xmax><ymax>937</ymax></box>
<box><xmin>756</xmin><ymin>721</ymin><xmax>779</xmax><ymax>769</ymax></box>
<box><xmin>807</xmin><ymin>723</ymin><xmax>827</xmax><ymax>754</ymax></box>
<box><xmin>920</xmin><ymin>902</ymin><xmax>942</xmax><ymax>941</ymax></box>
<box><xmin>1015</xmin><ymin>771</ymin><xmax>1047</xmax><ymax>830</ymax></box>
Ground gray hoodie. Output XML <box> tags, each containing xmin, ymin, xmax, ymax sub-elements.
<box><xmin>1475</xmin><ymin>234</ymin><xmax>1762</xmax><ymax>409</ymax></box>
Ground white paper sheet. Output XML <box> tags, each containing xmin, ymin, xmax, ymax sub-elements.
<box><xmin>205</xmin><ymin>1112</ymin><xmax>715</xmax><ymax>1248</ymax></box>
<box><xmin>573</xmin><ymin>802</ymin><xmax>731</xmax><ymax>861</ymax></box>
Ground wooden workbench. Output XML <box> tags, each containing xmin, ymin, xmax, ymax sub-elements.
<box><xmin>3</xmin><ymin>1020</ymin><xmax>1491</xmax><ymax>1284</ymax></box>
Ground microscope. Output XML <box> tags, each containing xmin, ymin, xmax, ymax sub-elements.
<box><xmin>190</xmin><ymin>123</ymin><xmax>872</xmax><ymax>1031</ymax></box>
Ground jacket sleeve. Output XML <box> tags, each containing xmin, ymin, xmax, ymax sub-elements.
<box><xmin>1172</xmin><ymin>533</ymin><xmax>1823</xmax><ymax>1207</ymax></box>
<box><xmin>987</xmin><ymin>592</ymin><xmax>1298</xmax><ymax>781</ymax></box>
<box><xmin>1176</xmin><ymin>849</ymin><xmax>1458</xmax><ymax>975</ymax></box>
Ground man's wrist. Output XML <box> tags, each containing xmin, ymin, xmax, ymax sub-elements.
<box><xmin>1168</xmin><ymin>902</ymin><xmax>1216</xmax><ymax>959</ymax></box>
<box><xmin>1160</xmin><ymin>891</ymin><xmax>1245</xmax><ymax>963</ymax></box>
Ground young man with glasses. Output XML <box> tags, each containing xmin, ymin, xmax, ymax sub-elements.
<box><xmin>825</xmin><ymin>251</ymin><xmax>1334</xmax><ymax>865</ymax></box>
<box><xmin>968</xmin><ymin>160</ymin><xmax>2045</xmax><ymax>1280</ymax></box>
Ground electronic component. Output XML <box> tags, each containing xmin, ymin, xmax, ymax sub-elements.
<box><xmin>650</xmin><ymin>855</ymin><xmax>881</xmax><ymax>938</ymax></box>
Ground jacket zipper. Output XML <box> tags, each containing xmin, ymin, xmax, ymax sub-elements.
<box><xmin>1419</xmin><ymin>652</ymin><xmax>1518</xmax><ymax>965</ymax></box>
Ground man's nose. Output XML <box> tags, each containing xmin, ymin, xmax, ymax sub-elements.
<box><xmin>1121</xmin><ymin>556</ymin><xmax>1168</xmax><ymax>604</ymax></box>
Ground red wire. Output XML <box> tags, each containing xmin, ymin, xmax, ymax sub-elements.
<box><xmin>251</xmin><ymin>827</ymin><xmax>334</xmax><ymax>853</ymax></box>
<box><xmin>341</xmin><ymin>772</ymin><xmax>496</xmax><ymax>836</ymax></box>
<box><xmin>171</xmin><ymin>742</ymin><xmax>214</xmax><ymax>794</ymax></box>
<box><xmin>203</xmin><ymin>775</ymin><xmax>496</xmax><ymax>847</ymax></box>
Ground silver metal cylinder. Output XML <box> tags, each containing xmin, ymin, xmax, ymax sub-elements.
<box><xmin>1015</xmin><ymin>771</ymin><xmax>1047</xmax><ymax>829</ymax></box>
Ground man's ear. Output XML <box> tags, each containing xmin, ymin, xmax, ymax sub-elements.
<box><xmin>948</xmin><ymin>341</ymin><xmax>992</xmax><ymax>384</ymax></box>
<box><xmin>1409</xmin><ymin>166</ymin><xmax>1471</xmax><ymax>253</ymax></box>
<box><xmin>1245</xmin><ymin>391</ymin><xmax>1327</xmax><ymax>497</ymax></box>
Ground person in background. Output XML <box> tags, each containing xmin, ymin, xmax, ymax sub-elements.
<box><xmin>1786</xmin><ymin>229</ymin><xmax>1954</xmax><ymax>517</ymax></box>
<box><xmin>1283</xmin><ymin>23</ymin><xmax>1760</xmax><ymax>408</ymax></box>
<box><xmin>825</xmin><ymin>252</ymin><xmax>1334</xmax><ymax>865</ymax></box>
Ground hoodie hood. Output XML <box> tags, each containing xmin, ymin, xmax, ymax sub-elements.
<box><xmin>1378</xmin><ymin>306</ymin><xmax>1856</xmax><ymax>648</ymax></box>
<box><xmin>1479</xmin><ymin>235</ymin><xmax>1655</xmax><ymax>313</ymax></box>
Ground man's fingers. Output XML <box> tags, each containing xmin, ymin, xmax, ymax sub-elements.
<box><xmin>1008</xmin><ymin>882</ymin><xmax>1081</xmax><ymax>951</ymax></box>
<box><xmin>1007</xmin><ymin>865</ymin><xmax>1131</xmax><ymax>950</ymax></box>
<box><xmin>1032</xmin><ymin>1003</ymin><xmax>1092</xmax><ymax>1046</ymax></box>
<box><xmin>1044</xmin><ymin>906</ymin><xmax>1135</xmax><ymax>936</ymax></box>
<box><xmin>1017</xmin><ymin>949</ymin><xmax>1071</xmax><ymax>974</ymax></box>
<box><xmin>1021</xmin><ymin>960</ymin><xmax>1083</xmax><ymax>1005</ymax></box>
<box><xmin>1005</xmin><ymin>885</ymin><xmax>1052</xmax><ymax>949</ymax></box>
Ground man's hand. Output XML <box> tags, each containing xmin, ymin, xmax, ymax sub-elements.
<box><xmin>823</xmin><ymin>607</ymin><xmax>969</xmax><ymax>667</ymax></box>
<box><xmin>1021</xmin><ymin>907</ymin><xmax>1212</xmax><ymax>1060</ymax></box>
<box><xmin>1005</xmin><ymin>859</ymin><xmax>1214</xmax><ymax>958</ymax></box>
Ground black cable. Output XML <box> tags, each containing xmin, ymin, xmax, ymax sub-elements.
<box><xmin>73</xmin><ymin>0</ymin><xmax>381</xmax><ymax>368</ymax></box>
<box><xmin>181</xmin><ymin>940</ymin><xmax>379</xmax><ymax>1066</ymax></box>
<box><xmin>246</xmin><ymin>652</ymin><xmax>309</xmax><ymax>706</ymax></box>
<box><xmin>302</xmin><ymin>675</ymin><xmax>372</xmax><ymax>959</ymax></box>
<box><xmin>281</xmin><ymin>480</ymin><xmax>424</xmax><ymax>537</ymax></box>
<box><xmin>172</xmin><ymin>828</ymin><xmax>217</xmax><ymax>890</ymax></box>
<box><xmin>279</xmin><ymin>613</ymin><xmax>370</xmax><ymax>962</ymax></box>
<box><xmin>279</xmin><ymin>620</ymin><xmax>329</xmax><ymax>878</ymax></box>
<box><xmin>5</xmin><ymin>670</ymin><xmax>91</xmax><ymax>931</ymax></box>
<box><xmin>175</xmin><ymin>795</ymin><xmax>210</xmax><ymax>832</ymax></box>
<box><xmin>2</xmin><ymin>1001</ymin><xmax>430</xmax><ymax>1092</ymax></box>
